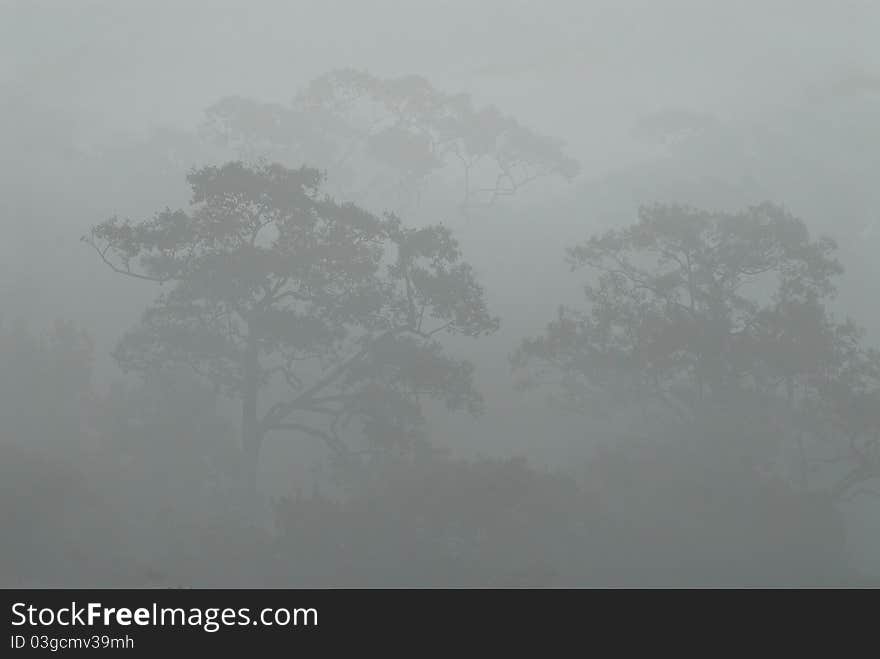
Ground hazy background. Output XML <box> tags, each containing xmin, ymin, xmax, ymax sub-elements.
<box><xmin>3</xmin><ymin>0</ymin><xmax>880</xmax><ymax>586</ymax></box>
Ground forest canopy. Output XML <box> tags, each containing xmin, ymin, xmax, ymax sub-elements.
<box><xmin>86</xmin><ymin>161</ymin><xmax>499</xmax><ymax>491</ymax></box>
<box><xmin>5</xmin><ymin>3</ymin><xmax>880</xmax><ymax>587</ymax></box>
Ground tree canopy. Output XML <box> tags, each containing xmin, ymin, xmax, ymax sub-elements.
<box><xmin>86</xmin><ymin>161</ymin><xmax>499</xmax><ymax>489</ymax></box>
<box><xmin>202</xmin><ymin>69</ymin><xmax>580</xmax><ymax>215</ymax></box>
<box><xmin>514</xmin><ymin>202</ymin><xmax>880</xmax><ymax>498</ymax></box>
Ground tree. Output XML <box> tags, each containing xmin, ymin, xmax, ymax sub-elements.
<box><xmin>202</xmin><ymin>69</ymin><xmax>580</xmax><ymax>215</ymax></box>
<box><xmin>0</xmin><ymin>318</ymin><xmax>95</xmax><ymax>444</ymax></box>
<box><xmin>86</xmin><ymin>161</ymin><xmax>499</xmax><ymax>493</ymax></box>
<box><xmin>273</xmin><ymin>455</ymin><xmax>581</xmax><ymax>586</ymax></box>
<box><xmin>513</xmin><ymin>202</ymin><xmax>880</xmax><ymax>498</ymax></box>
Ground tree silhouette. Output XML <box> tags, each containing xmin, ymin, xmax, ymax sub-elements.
<box><xmin>86</xmin><ymin>161</ymin><xmax>499</xmax><ymax>492</ymax></box>
<box><xmin>514</xmin><ymin>202</ymin><xmax>880</xmax><ymax>498</ymax></box>
<box><xmin>202</xmin><ymin>69</ymin><xmax>580</xmax><ymax>215</ymax></box>
<box><xmin>0</xmin><ymin>319</ymin><xmax>95</xmax><ymax>443</ymax></box>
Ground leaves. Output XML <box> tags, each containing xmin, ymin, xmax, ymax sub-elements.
<box><xmin>90</xmin><ymin>161</ymin><xmax>498</xmax><ymax>457</ymax></box>
<box><xmin>517</xmin><ymin>201</ymin><xmax>880</xmax><ymax>498</ymax></box>
<box><xmin>199</xmin><ymin>69</ymin><xmax>580</xmax><ymax>213</ymax></box>
<box><xmin>520</xmin><ymin>203</ymin><xmax>855</xmax><ymax>413</ymax></box>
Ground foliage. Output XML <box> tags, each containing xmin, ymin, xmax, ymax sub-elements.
<box><xmin>514</xmin><ymin>202</ymin><xmax>880</xmax><ymax>498</ymax></box>
<box><xmin>0</xmin><ymin>318</ymin><xmax>94</xmax><ymax>442</ymax></box>
<box><xmin>202</xmin><ymin>69</ymin><xmax>580</xmax><ymax>214</ymax></box>
<box><xmin>86</xmin><ymin>161</ymin><xmax>499</xmax><ymax>487</ymax></box>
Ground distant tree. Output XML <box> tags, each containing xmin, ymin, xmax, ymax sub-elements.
<box><xmin>86</xmin><ymin>161</ymin><xmax>498</xmax><ymax>492</ymax></box>
<box><xmin>513</xmin><ymin>202</ymin><xmax>880</xmax><ymax>498</ymax></box>
<box><xmin>202</xmin><ymin>69</ymin><xmax>580</xmax><ymax>215</ymax></box>
<box><xmin>0</xmin><ymin>318</ymin><xmax>95</xmax><ymax>443</ymax></box>
<box><xmin>200</xmin><ymin>96</ymin><xmax>334</xmax><ymax>174</ymax></box>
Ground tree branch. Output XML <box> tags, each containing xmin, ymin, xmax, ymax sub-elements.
<box><xmin>83</xmin><ymin>237</ymin><xmax>170</xmax><ymax>283</ymax></box>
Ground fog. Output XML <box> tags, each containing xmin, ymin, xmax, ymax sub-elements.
<box><xmin>3</xmin><ymin>0</ymin><xmax>880</xmax><ymax>586</ymax></box>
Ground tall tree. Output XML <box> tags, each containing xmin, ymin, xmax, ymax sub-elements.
<box><xmin>513</xmin><ymin>202</ymin><xmax>880</xmax><ymax>498</ymax></box>
<box><xmin>202</xmin><ymin>69</ymin><xmax>580</xmax><ymax>215</ymax></box>
<box><xmin>86</xmin><ymin>161</ymin><xmax>498</xmax><ymax>492</ymax></box>
<box><xmin>0</xmin><ymin>319</ymin><xmax>95</xmax><ymax>444</ymax></box>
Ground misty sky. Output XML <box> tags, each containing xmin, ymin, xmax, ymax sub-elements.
<box><xmin>5</xmin><ymin>0</ymin><xmax>879</xmax><ymax>174</ymax></box>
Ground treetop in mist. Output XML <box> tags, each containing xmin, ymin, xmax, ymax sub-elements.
<box><xmin>201</xmin><ymin>69</ymin><xmax>580</xmax><ymax>214</ymax></box>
